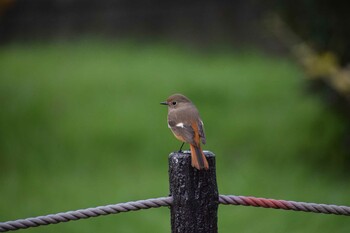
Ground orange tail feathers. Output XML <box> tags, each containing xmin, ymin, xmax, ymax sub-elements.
<box><xmin>189</xmin><ymin>144</ymin><xmax>209</xmax><ymax>170</ymax></box>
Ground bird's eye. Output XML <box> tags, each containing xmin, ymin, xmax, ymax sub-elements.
<box><xmin>172</xmin><ymin>101</ymin><xmax>177</xmax><ymax>105</ymax></box>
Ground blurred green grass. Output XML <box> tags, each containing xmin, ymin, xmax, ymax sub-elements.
<box><xmin>0</xmin><ymin>40</ymin><xmax>349</xmax><ymax>232</ymax></box>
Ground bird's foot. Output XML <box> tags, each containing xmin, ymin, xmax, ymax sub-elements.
<box><xmin>177</xmin><ymin>142</ymin><xmax>185</xmax><ymax>153</ymax></box>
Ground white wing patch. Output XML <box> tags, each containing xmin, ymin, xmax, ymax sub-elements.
<box><xmin>176</xmin><ymin>122</ymin><xmax>185</xmax><ymax>128</ymax></box>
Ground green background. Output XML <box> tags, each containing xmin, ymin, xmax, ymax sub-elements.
<box><xmin>0</xmin><ymin>40</ymin><xmax>349</xmax><ymax>232</ymax></box>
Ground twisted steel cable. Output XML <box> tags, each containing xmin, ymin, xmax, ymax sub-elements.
<box><xmin>0</xmin><ymin>197</ymin><xmax>173</xmax><ymax>232</ymax></box>
<box><xmin>1</xmin><ymin>195</ymin><xmax>350</xmax><ymax>232</ymax></box>
<box><xmin>219</xmin><ymin>195</ymin><xmax>350</xmax><ymax>216</ymax></box>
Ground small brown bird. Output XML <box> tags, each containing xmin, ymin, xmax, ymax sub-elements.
<box><xmin>161</xmin><ymin>94</ymin><xmax>209</xmax><ymax>170</ymax></box>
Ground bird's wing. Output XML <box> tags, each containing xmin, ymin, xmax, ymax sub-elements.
<box><xmin>198</xmin><ymin>119</ymin><xmax>206</xmax><ymax>145</ymax></box>
<box><xmin>168</xmin><ymin>120</ymin><xmax>195</xmax><ymax>145</ymax></box>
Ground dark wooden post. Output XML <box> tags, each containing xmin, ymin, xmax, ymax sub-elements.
<box><xmin>169</xmin><ymin>151</ymin><xmax>219</xmax><ymax>233</ymax></box>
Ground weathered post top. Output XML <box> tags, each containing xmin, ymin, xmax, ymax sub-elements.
<box><xmin>169</xmin><ymin>151</ymin><xmax>219</xmax><ymax>233</ymax></box>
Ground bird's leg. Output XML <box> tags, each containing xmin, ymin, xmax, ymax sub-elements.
<box><xmin>178</xmin><ymin>142</ymin><xmax>185</xmax><ymax>153</ymax></box>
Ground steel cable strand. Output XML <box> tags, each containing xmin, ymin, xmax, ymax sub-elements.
<box><xmin>0</xmin><ymin>197</ymin><xmax>173</xmax><ymax>232</ymax></box>
<box><xmin>219</xmin><ymin>195</ymin><xmax>350</xmax><ymax>216</ymax></box>
<box><xmin>2</xmin><ymin>195</ymin><xmax>350</xmax><ymax>232</ymax></box>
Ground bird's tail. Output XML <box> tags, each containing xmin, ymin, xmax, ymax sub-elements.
<box><xmin>190</xmin><ymin>144</ymin><xmax>209</xmax><ymax>170</ymax></box>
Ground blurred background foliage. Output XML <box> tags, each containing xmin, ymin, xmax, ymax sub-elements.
<box><xmin>0</xmin><ymin>1</ymin><xmax>349</xmax><ymax>232</ymax></box>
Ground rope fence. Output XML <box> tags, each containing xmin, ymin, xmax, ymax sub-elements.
<box><xmin>1</xmin><ymin>195</ymin><xmax>349</xmax><ymax>232</ymax></box>
<box><xmin>0</xmin><ymin>197</ymin><xmax>173</xmax><ymax>232</ymax></box>
<box><xmin>219</xmin><ymin>195</ymin><xmax>350</xmax><ymax>216</ymax></box>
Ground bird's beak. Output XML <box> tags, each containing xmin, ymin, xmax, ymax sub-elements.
<box><xmin>160</xmin><ymin>101</ymin><xmax>168</xmax><ymax>105</ymax></box>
